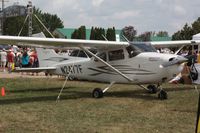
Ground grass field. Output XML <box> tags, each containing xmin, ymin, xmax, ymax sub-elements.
<box><xmin>0</xmin><ymin>77</ymin><xmax>199</xmax><ymax>133</ymax></box>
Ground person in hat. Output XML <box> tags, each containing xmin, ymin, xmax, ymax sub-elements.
<box><xmin>0</xmin><ymin>48</ymin><xmax>7</xmax><ymax>72</ymax></box>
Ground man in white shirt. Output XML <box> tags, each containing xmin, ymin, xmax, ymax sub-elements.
<box><xmin>0</xmin><ymin>49</ymin><xmax>7</xmax><ymax>72</ymax></box>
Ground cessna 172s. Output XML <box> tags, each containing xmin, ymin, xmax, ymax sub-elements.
<box><xmin>0</xmin><ymin>35</ymin><xmax>198</xmax><ymax>100</ymax></box>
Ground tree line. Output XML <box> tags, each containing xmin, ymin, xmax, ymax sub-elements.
<box><xmin>71</xmin><ymin>26</ymin><xmax>116</xmax><ymax>41</ymax></box>
<box><xmin>172</xmin><ymin>17</ymin><xmax>200</xmax><ymax>40</ymax></box>
<box><xmin>3</xmin><ymin>7</ymin><xmax>64</xmax><ymax>37</ymax></box>
<box><xmin>3</xmin><ymin>7</ymin><xmax>117</xmax><ymax>41</ymax></box>
<box><xmin>60</xmin><ymin>18</ymin><xmax>200</xmax><ymax>41</ymax></box>
<box><xmin>121</xmin><ymin>26</ymin><xmax>169</xmax><ymax>42</ymax></box>
<box><xmin>3</xmin><ymin>6</ymin><xmax>200</xmax><ymax>41</ymax></box>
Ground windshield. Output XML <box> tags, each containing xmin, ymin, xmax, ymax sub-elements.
<box><xmin>126</xmin><ymin>42</ymin><xmax>156</xmax><ymax>58</ymax></box>
<box><xmin>131</xmin><ymin>42</ymin><xmax>156</xmax><ymax>52</ymax></box>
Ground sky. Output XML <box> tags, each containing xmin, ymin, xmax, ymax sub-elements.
<box><xmin>5</xmin><ymin>0</ymin><xmax>200</xmax><ymax>35</ymax></box>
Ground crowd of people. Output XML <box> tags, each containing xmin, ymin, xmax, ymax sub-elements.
<box><xmin>0</xmin><ymin>45</ymin><xmax>39</xmax><ymax>73</ymax></box>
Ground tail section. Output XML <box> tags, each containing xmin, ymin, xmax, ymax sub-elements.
<box><xmin>36</xmin><ymin>48</ymin><xmax>68</xmax><ymax>67</ymax></box>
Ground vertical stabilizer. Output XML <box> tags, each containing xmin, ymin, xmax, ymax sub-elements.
<box><xmin>36</xmin><ymin>48</ymin><xmax>68</xmax><ymax>67</ymax></box>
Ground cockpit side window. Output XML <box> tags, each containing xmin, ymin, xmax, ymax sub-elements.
<box><xmin>70</xmin><ymin>50</ymin><xmax>79</xmax><ymax>57</ymax></box>
<box><xmin>108</xmin><ymin>49</ymin><xmax>124</xmax><ymax>61</ymax></box>
<box><xmin>126</xmin><ymin>45</ymin><xmax>140</xmax><ymax>58</ymax></box>
<box><xmin>95</xmin><ymin>52</ymin><xmax>107</xmax><ymax>61</ymax></box>
<box><xmin>78</xmin><ymin>51</ymin><xmax>88</xmax><ymax>58</ymax></box>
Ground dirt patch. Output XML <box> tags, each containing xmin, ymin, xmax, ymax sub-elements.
<box><xmin>0</xmin><ymin>71</ymin><xmax>55</xmax><ymax>78</ymax></box>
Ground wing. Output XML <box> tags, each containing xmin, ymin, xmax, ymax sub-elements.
<box><xmin>0</xmin><ymin>36</ymin><xmax>129</xmax><ymax>49</ymax></box>
<box><xmin>13</xmin><ymin>67</ymin><xmax>56</xmax><ymax>72</ymax></box>
<box><xmin>150</xmin><ymin>40</ymin><xmax>200</xmax><ymax>48</ymax></box>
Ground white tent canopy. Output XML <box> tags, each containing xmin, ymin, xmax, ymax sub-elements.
<box><xmin>192</xmin><ymin>33</ymin><xmax>200</xmax><ymax>40</ymax></box>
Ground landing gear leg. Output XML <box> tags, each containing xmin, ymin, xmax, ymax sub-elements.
<box><xmin>138</xmin><ymin>84</ymin><xmax>167</xmax><ymax>100</ymax></box>
<box><xmin>138</xmin><ymin>84</ymin><xmax>158</xmax><ymax>94</ymax></box>
<box><xmin>157</xmin><ymin>85</ymin><xmax>168</xmax><ymax>100</ymax></box>
<box><xmin>92</xmin><ymin>81</ymin><xmax>115</xmax><ymax>98</ymax></box>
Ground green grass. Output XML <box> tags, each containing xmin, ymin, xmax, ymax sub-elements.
<box><xmin>0</xmin><ymin>78</ymin><xmax>199</xmax><ymax>133</ymax></box>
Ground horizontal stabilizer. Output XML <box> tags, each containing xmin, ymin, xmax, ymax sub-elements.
<box><xmin>13</xmin><ymin>67</ymin><xmax>56</xmax><ymax>72</ymax></box>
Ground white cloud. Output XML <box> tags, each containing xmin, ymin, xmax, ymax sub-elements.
<box><xmin>174</xmin><ymin>5</ymin><xmax>186</xmax><ymax>16</ymax></box>
<box><xmin>156</xmin><ymin>0</ymin><xmax>164</xmax><ymax>4</ymax></box>
<box><xmin>112</xmin><ymin>10</ymin><xmax>140</xmax><ymax>20</ymax></box>
<box><xmin>92</xmin><ymin>0</ymin><xmax>104</xmax><ymax>7</ymax></box>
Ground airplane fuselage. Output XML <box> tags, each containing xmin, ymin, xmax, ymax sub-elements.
<box><xmin>50</xmin><ymin>52</ymin><xmax>184</xmax><ymax>84</ymax></box>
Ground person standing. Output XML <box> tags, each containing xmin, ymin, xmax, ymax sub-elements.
<box><xmin>7</xmin><ymin>49</ymin><xmax>15</xmax><ymax>73</ymax></box>
<box><xmin>30</xmin><ymin>49</ymin><xmax>38</xmax><ymax>68</ymax></box>
<box><xmin>0</xmin><ymin>49</ymin><xmax>7</xmax><ymax>72</ymax></box>
<box><xmin>21</xmin><ymin>51</ymin><xmax>30</xmax><ymax>68</ymax></box>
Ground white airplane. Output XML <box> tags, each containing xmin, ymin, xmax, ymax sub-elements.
<box><xmin>0</xmin><ymin>35</ymin><xmax>198</xmax><ymax>100</ymax></box>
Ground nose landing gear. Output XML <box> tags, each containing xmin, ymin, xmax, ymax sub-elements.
<box><xmin>139</xmin><ymin>84</ymin><xmax>168</xmax><ymax>100</ymax></box>
<box><xmin>147</xmin><ymin>85</ymin><xmax>157</xmax><ymax>94</ymax></box>
<box><xmin>92</xmin><ymin>81</ymin><xmax>115</xmax><ymax>98</ymax></box>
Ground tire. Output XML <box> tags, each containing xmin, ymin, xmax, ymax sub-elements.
<box><xmin>68</xmin><ymin>76</ymin><xmax>74</xmax><ymax>81</ymax></box>
<box><xmin>190</xmin><ymin>72</ymin><xmax>198</xmax><ymax>81</ymax></box>
<box><xmin>147</xmin><ymin>85</ymin><xmax>157</xmax><ymax>94</ymax></box>
<box><xmin>92</xmin><ymin>88</ymin><xmax>103</xmax><ymax>98</ymax></box>
<box><xmin>158</xmin><ymin>90</ymin><xmax>168</xmax><ymax>100</ymax></box>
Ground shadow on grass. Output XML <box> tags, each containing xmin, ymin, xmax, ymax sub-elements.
<box><xmin>163</xmin><ymin>85</ymin><xmax>195</xmax><ymax>92</ymax></box>
<box><xmin>1</xmin><ymin>83</ymin><xmax>196</xmax><ymax>105</ymax></box>
<box><xmin>0</xmin><ymin>91</ymin><xmax>90</xmax><ymax>105</ymax></box>
<box><xmin>0</xmin><ymin>88</ymin><xmax>159</xmax><ymax>105</ymax></box>
<box><xmin>105</xmin><ymin>89</ymin><xmax>158</xmax><ymax>100</ymax></box>
<box><xmin>9</xmin><ymin>87</ymin><xmax>77</xmax><ymax>93</ymax></box>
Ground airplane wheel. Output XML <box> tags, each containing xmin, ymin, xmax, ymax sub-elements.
<box><xmin>68</xmin><ymin>76</ymin><xmax>74</xmax><ymax>81</ymax></box>
<box><xmin>147</xmin><ymin>85</ymin><xmax>157</xmax><ymax>94</ymax></box>
<box><xmin>92</xmin><ymin>88</ymin><xmax>103</xmax><ymax>98</ymax></box>
<box><xmin>158</xmin><ymin>90</ymin><xmax>168</xmax><ymax>100</ymax></box>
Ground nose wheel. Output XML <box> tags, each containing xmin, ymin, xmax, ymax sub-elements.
<box><xmin>147</xmin><ymin>85</ymin><xmax>157</xmax><ymax>94</ymax></box>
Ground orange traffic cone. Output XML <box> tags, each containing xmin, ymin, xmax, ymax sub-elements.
<box><xmin>1</xmin><ymin>87</ymin><xmax>5</xmax><ymax>96</ymax></box>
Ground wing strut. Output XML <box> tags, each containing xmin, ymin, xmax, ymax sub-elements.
<box><xmin>80</xmin><ymin>46</ymin><xmax>133</xmax><ymax>82</ymax></box>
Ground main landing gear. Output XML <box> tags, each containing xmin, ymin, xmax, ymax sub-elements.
<box><xmin>92</xmin><ymin>82</ymin><xmax>167</xmax><ymax>100</ymax></box>
<box><xmin>92</xmin><ymin>88</ymin><xmax>103</xmax><ymax>98</ymax></box>
<box><xmin>92</xmin><ymin>81</ymin><xmax>115</xmax><ymax>98</ymax></box>
<box><xmin>139</xmin><ymin>84</ymin><xmax>167</xmax><ymax>100</ymax></box>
